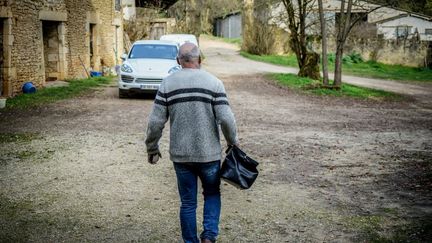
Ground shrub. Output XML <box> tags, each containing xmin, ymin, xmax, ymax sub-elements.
<box><xmin>343</xmin><ymin>55</ymin><xmax>353</xmax><ymax>64</ymax></box>
<box><xmin>349</xmin><ymin>52</ymin><xmax>364</xmax><ymax>63</ymax></box>
<box><xmin>328</xmin><ymin>53</ymin><xmax>336</xmax><ymax>63</ymax></box>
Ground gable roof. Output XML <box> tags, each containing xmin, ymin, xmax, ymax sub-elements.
<box><xmin>374</xmin><ymin>13</ymin><xmax>432</xmax><ymax>24</ymax></box>
<box><xmin>331</xmin><ymin>0</ymin><xmax>432</xmax><ymax>17</ymax></box>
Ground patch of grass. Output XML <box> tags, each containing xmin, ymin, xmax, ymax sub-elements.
<box><xmin>381</xmin><ymin>207</ymin><xmax>399</xmax><ymax>215</ymax></box>
<box><xmin>242</xmin><ymin>52</ymin><xmax>432</xmax><ymax>82</ymax></box>
<box><xmin>342</xmin><ymin>61</ymin><xmax>432</xmax><ymax>82</ymax></box>
<box><xmin>0</xmin><ymin>133</ymin><xmax>39</xmax><ymax>144</ymax></box>
<box><xmin>6</xmin><ymin>77</ymin><xmax>112</xmax><ymax>109</ymax></box>
<box><xmin>270</xmin><ymin>73</ymin><xmax>403</xmax><ymax>100</ymax></box>
<box><xmin>347</xmin><ymin>215</ymin><xmax>384</xmax><ymax>240</ymax></box>
<box><xmin>241</xmin><ymin>51</ymin><xmax>298</xmax><ymax>67</ymax></box>
<box><xmin>356</xmin><ymin>216</ymin><xmax>432</xmax><ymax>242</ymax></box>
<box><xmin>16</xmin><ymin>150</ymin><xmax>37</xmax><ymax>160</ymax></box>
<box><xmin>0</xmin><ymin>195</ymin><xmax>34</xmax><ymax>242</ymax></box>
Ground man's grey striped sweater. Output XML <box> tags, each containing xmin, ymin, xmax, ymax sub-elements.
<box><xmin>145</xmin><ymin>68</ymin><xmax>238</xmax><ymax>163</ymax></box>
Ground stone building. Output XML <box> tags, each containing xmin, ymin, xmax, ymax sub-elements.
<box><xmin>0</xmin><ymin>0</ymin><xmax>124</xmax><ymax>97</ymax></box>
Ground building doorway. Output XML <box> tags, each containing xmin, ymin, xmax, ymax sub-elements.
<box><xmin>0</xmin><ymin>18</ymin><xmax>4</xmax><ymax>96</ymax></box>
<box><xmin>90</xmin><ymin>23</ymin><xmax>97</xmax><ymax>69</ymax></box>
<box><xmin>427</xmin><ymin>41</ymin><xmax>432</xmax><ymax>69</ymax></box>
<box><xmin>42</xmin><ymin>21</ymin><xmax>61</xmax><ymax>81</ymax></box>
<box><xmin>150</xmin><ymin>21</ymin><xmax>166</xmax><ymax>40</ymax></box>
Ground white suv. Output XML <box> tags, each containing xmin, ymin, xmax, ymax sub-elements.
<box><xmin>118</xmin><ymin>40</ymin><xmax>180</xmax><ymax>97</ymax></box>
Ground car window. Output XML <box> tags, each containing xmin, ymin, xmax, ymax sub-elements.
<box><xmin>129</xmin><ymin>44</ymin><xmax>178</xmax><ymax>60</ymax></box>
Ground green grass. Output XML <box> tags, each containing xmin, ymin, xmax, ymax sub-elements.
<box><xmin>271</xmin><ymin>73</ymin><xmax>403</xmax><ymax>100</ymax></box>
<box><xmin>5</xmin><ymin>77</ymin><xmax>112</xmax><ymax>109</ymax></box>
<box><xmin>242</xmin><ymin>52</ymin><xmax>432</xmax><ymax>82</ymax></box>
<box><xmin>342</xmin><ymin>61</ymin><xmax>432</xmax><ymax>82</ymax></box>
<box><xmin>241</xmin><ymin>51</ymin><xmax>298</xmax><ymax>67</ymax></box>
<box><xmin>0</xmin><ymin>133</ymin><xmax>39</xmax><ymax>144</ymax></box>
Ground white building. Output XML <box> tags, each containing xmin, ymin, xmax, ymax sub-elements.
<box><xmin>376</xmin><ymin>13</ymin><xmax>432</xmax><ymax>41</ymax></box>
<box><xmin>269</xmin><ymin>0</ymin><xmax>432</xmax><ymax>41</ymax></box>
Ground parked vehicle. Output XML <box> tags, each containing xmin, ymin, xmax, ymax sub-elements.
<box><xmin>118</xmin><ymin>40</ymin><xmax>181</xmax><ymax>97</ymax></box>
<box><xmin>160</xmin><ymin>34</ymin><xmax>199</xmax><ymax>47</ymax></box>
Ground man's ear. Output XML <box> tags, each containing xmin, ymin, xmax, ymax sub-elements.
<box><xmin>177</xmin><ymin>57</ymin><xmax>180</xmax><ymax>65</ymax></box>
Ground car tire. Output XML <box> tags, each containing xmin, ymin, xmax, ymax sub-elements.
<box><xmin>119</xmin><ymin>89</ymin><xmax>129</xmax><ymax>98</ymax></box>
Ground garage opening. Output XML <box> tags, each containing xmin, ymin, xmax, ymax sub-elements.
<box><xmin>427</xmin><ymin>41</ymin><xmax>432</xmax><ymax>69</ymax></box>
<box><xmin>0</xmin><ymin>18</ymin><xmax>4</xmax><ymax>96</ymax></box>
<box><xmin>42</xmin><ymin>21</ymin><xmax>61</xmax><ymax>81</ymax></box>
<box><xmin>90</xmin><ymin>23</ymin><xmax>96</xmax><ymax>69</ymax></box>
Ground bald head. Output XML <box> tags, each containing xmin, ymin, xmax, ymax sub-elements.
<box><xmin>177</xmin><ymin>42</ymin><xmax>201</xmax><ymax>69</ymax></box>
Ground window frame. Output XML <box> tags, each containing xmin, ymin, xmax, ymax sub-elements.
<box><xmin>396</xmin><ymin>25</ymin><xmax>411</xmax><ymax>38</ymax></box>
<box><xmin>114</xmin><ymin>0</ymin><xmax>121</xmax><ymax>12</ymax></box>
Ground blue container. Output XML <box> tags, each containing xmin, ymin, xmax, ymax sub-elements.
<box><xmin>22</xmin><ymin>82</ymin><xmax>36</xmax><ymax>94</ymax></box>
<box><xmin>90</xmin><ymin>71</ymin><xmax>102</xmax><ymax>77</ymax></box>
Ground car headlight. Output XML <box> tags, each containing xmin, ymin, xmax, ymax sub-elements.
<box><xmin>168</xmin><ymin>65</ymin><xmax>181</xmax><ymax>74</ymax></box>
<box><xmin>121</xmin><ymin>64</ymin><xmax>133</xmax><ymax>73</ymax></box>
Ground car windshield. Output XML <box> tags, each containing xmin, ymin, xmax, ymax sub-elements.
<box><xmin>129</xmin><ymin>44</ymin><xmax>178</xmax><ymax>60</ymax></box>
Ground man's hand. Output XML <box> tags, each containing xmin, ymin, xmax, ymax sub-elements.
<box><xmin>148</xmin><ymin>151</ymin><xmax>162</xmax><ymax>164</ymax></box>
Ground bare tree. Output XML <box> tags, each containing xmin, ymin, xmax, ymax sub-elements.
<box><xmin>333</xmin><ymin>0</ymin><xmax>385</xmax><ymax>88</ymax></box>
<box><xmin>317</xmin><ymin>0</ymin><xmax>329</xmax><ymax>86</ymax></box>
<box><xmin>281</xmin><ymin>0</ymin><xmax>320</xmax><ymax>80</ymax></box>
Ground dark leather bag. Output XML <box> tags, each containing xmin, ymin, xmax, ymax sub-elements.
<box><xmin>220</xmin><ymin>145</ymin><xmax>259</xmax><ymax>189</ymax></box>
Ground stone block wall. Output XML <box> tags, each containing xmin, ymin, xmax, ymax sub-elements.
<box><xmin>64</xmin><ymin>0</ymin><xmax>94</xmax><ymax>79</ymax></box>
<box><xmin>345</xmin><ymin>38</ymin><xmax>429</xmax><ymax>68</ymax></box>
<box><xmin>310</xmin><ymin>37</ymin><xmax>429</xmax><ymax>68</ymax></box>
<box><xmin>91</xmin><ymin>0</ymin><xmax>124</xmax><ymax>68</ymax></box>
<box><xmin>1</xmin><ymin>0</ymin><xmax>123</xmax><ymax>97</ymax></box>
<box><xmin>7</xmin><ymin>0</ymin><xmax>59</xmax><ymax>95</ymax></box>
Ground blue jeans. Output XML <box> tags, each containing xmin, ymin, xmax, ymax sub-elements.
<box><xmin>174</xmin><ymin>161</ymin><xmax>221</xmax><ymax>243</ymax></box>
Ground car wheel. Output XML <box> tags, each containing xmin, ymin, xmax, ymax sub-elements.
<box><xmin>119</xmin><ymin>89</ymin><xmax>129</xmax><ymax>98</ymax></box>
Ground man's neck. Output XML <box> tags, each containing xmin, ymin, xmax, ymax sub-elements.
<box><xmin>182</xmin><ymin>63</ymin><xmax>200</xmax><ymax>69</ymax></box>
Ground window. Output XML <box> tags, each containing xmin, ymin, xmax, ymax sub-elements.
<box><xmin>129</xmin><ymin>44</ymin><xmax>178</xmax><ymax>60</ymax></box>
<box><xmin>115</xmin><ymin>0</ymin><xmax>121</xmax><ymax>11</ymax></box>
<box><xmin>425</xmin><ymin>29</ymin><xmax>432</xmax><ymax>35</ymax></box>
<box><xmin>396</xmin><ymin>26</ymin><xmax>411</xmax><ymax>38</ymax></box>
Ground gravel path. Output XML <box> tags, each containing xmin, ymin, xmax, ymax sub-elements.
<box><xmin>0</xmin><ymin>37</ymin><xmax>431</xmax><ymax>242</ymax></box>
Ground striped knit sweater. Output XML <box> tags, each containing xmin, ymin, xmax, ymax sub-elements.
<box><xmin>145</xmin><ymin>68</ymin><xmax>238</xmax><ymax>163</ymax></box>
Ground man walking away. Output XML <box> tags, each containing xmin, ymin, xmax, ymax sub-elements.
<box><xmin>145</xmin><ymin>43</ymin><xmax>239</xmax><ymax>243</ymax></box>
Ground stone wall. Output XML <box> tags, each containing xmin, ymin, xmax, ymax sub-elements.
<box><xmin>64</xmin><ymin>0</ymin><xmax>94</xmax><ymax>79</ymax></box>
<box><xmin>7</xmin><ymin>0</ymin><xmax>52</xmax><ymax>94</ymax></box>
<box><xmin>310</xmin><ymin>36</ymin><xmax>430</xmax><ymax>68</ymax></box>
<box><xmin>1</xmin><ymin>0</ymin><xmax>123</xmax><ymax>97</ymax></box>
<box><xmin>91</xmin><ymin>0</ymin><xmax>124</xmax><ymax>68</ymax></box>
<box><xmin>345</xmin><ymin>38</ymin><xmax>429</xmax><ymax>68</ymax></box>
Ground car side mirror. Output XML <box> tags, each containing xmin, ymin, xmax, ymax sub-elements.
<box><xmin>121</xmin><ymin>53</ymin><xmax>128</xmax><ymax>61</ymax></box>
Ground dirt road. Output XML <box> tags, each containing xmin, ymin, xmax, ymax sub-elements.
<box><xmin>1</xmin><ymin>37</ymin><xmax>431</xmax><ymax>242</ymax></box>
<box><xmin>200</xmin><ymin>37</ymin><xmax>432</xmax><ymax>100</ymax></box>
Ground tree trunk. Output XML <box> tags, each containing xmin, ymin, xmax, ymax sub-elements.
<box><xmin>318</xmin><ymin>0</ymin><xmax>329</xmax><ymax>86</ymax></box>
<box><xmin>298</xmin><ymin>52</ymin><xmax>321</xmax><ymax>80</ymax></box>
<box><xmin>283</xmin><ymin>0</ymin><xmax>319</xmax><ymax>80</ymax></box>
<box><xmin>333</xmin><ymin>0</ymin><xmax>353</xmax><ymax>88</ymax></box>
<box><xmin>334</xmin><ymin>46</ymin><xmax>343</xmax><ymax>88</ymax></box>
